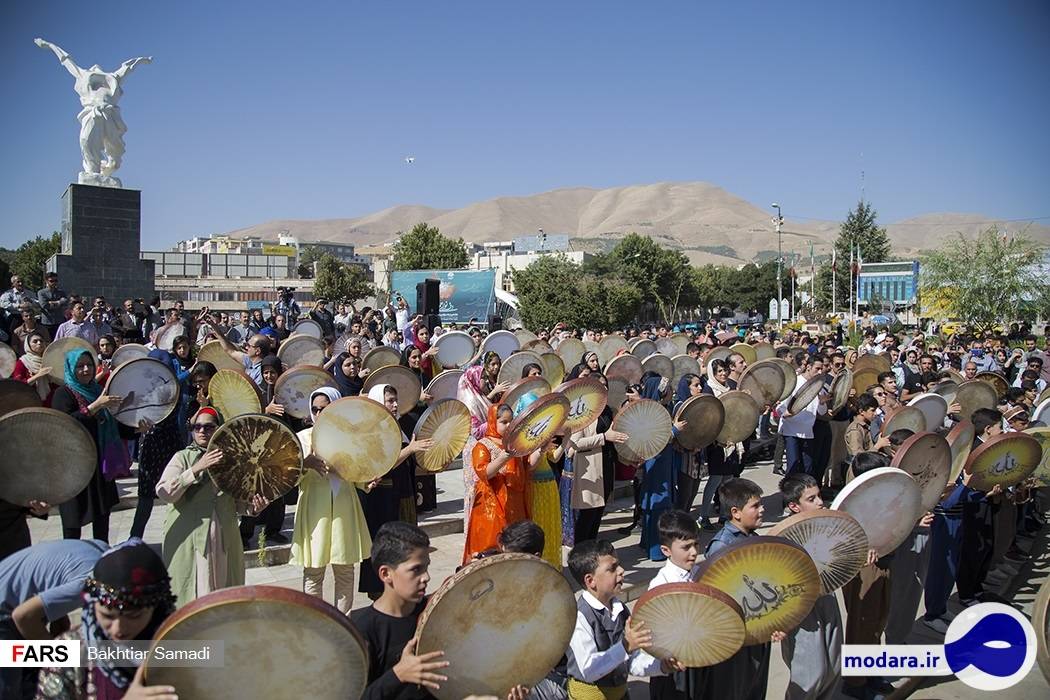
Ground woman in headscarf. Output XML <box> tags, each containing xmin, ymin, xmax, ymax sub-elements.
<box><xmin>330</xmin><ymin>353</ymin><xmax>364</xmax><ymax>398</ymax></box>
<box><xmin>94</xmin><ymin>335</ymin><xmax>117</xmax><ymax>384</ymax></box>
<box><xmin>699</xmin><ymin>359</ymin><xmax>735</xmax><ymax>531</ymax></box>
<box><xmin>156</xmin><ymin>407</ymin><xmax>267</xmax><ymax>606</ymax></box>
<box><xmin>52</xmin><ymin>350</ymin><xmax>147</xmax><ymax>542</ymax></box>
<box><xmin>408</xmin><ymin>322</ymin><xmax>440</xmax><ymax>382</ymax></box>
<box><xmin>291</xmin><ymin>387</ymin><xmax>372</xmax><ymax>614</ymax></box>
<box><xmin>11</xmin><ymin>331</ymin><xmax>52</xmax><ymax>401</ymax></box>
<box><xmin>672</xmin><ymin>373</ymin><xmax>705</xmax><ymax>512</ymax></box>
<box><xmin>240</xmin><ymin>355</ymin><xmax>291</xmax><ymax>549</ymax></box>
<box><xmin>34</xmin><ymin>539</ymin><xmax>179</xmax><ymax>700</ymax></box>
<box><xmin>462</xmin><ymin>403</ymin><xmax>530</xmax><ymax>564</ymax></box>
<box><xmin>357</xmin><ymin>384</ymin><xmax>432</xmax><ymax>598</ymax></box>
<box><xmin>152</xmin><ymin>336</ymin><xmax>196</xmax><ymax>444</ymax></box>
<box><xmin>637</xmin><ymin>375</ymin><xmax>687</xmax><ymax>561</ymax></box>
<box><xmin>400</xmin><ymin>344</ymin><xmax>436</xmax><ymax>511</ymax></box>
<box><xmin>520</xmin><ymin>363</ymin><xmax>544</xmax><ymax>379</ymax></box>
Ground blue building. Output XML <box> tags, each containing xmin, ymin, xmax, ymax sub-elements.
<box><xmin>857</xmin><ymin>261</ymin><xmax>920</xmax><ymax>307</ymax></box>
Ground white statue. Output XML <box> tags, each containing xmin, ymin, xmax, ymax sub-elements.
<box><xmin>35</xmin><ymin>38</ymin><xmax>152</xmax><ymax>188</ymax></box>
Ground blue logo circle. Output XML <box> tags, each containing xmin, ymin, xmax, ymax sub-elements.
<box><xmin>943</xmin><ymin>603</ymin><xmax>1036</xmax><ymax>690</ymax></box>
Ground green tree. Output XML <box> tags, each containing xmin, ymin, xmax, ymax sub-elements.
<box><xmin>392</xmin><ymin>223</ymin><xmax>469</xmax><ymax>270</ymax></box>
<box><xmin>11</xmin><ymin>233</ymin><xmax>61</xmax><ymax>290</ymax></box>
<box><xmin>312</xmin><ymin>254</ymin><xmax>375</xmax><ymax>303</ymax></box>
<box><xmin>297</xmin><ymin>245</ymin><xmax>323</xmax><ymax>278</ymax></box>
<box><xmin>512</xmin><ymin>254</ymin><xmax>641</xmax><ymax>330</ymax></box>
<box><xmin>920</xmin><ymin>228</ymin><xmax>1048</xmax><ymax>333</ymax></box>
<box><xmin>817</xmin><ymin>200</ymin><xmax>892</xmax><ymax>309</ymax></box>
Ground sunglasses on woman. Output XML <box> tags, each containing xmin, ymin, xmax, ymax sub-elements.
<box><xmin>191</xmin><ymin>423</ymin><xmax>217</xmax><ymax>432</ymax></box>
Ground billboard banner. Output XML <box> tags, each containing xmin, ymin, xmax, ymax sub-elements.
<box><xmin>262</xmin><ymin>244</ymin><xmax>297</xmax><ymax>257</ymax></box>
<box><xmin>390</xmin><ymin>269</ymin><xmax>495</xmax><ymax>324</ymax></box>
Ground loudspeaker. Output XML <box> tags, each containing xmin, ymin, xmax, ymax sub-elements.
<box><xmin>415</xmin><ymin>279</ymin><xmax>440</xmax><ymax>316</ymax></box>
<box><xmin>488</xmin><ymin>314</ymin><xmax>502</xmax><ymax>333</ymax></box>
<box><xmin>425</xmin><ymin>313</ymin><xmax>441</xmax><ymax>332</ymax></box>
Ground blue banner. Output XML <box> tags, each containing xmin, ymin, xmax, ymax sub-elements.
<box><xmin>390</xmin><ymin>269</ymin><xmax>496</xmax><ymax>324</ymax></box>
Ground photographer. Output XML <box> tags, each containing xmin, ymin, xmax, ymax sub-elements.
<box><xmin>274</xmin><ymin>287</ymin><xmax>301</xmax><ymax>324</ymax></box>
<box><xmin>309</xmin><ymin>298</ymin><xmax>335</xmax><ymax>339</ymax></box>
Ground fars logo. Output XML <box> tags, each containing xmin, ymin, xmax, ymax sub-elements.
<box><xmin>943</xmin><ymin>603</ymin><xmax>1036</xmax><ymax>690</ymax></box>
<box><xmin>0</xmin><ymin>641</ymin><xmax>80</xmax><ymax>668</ymax></box>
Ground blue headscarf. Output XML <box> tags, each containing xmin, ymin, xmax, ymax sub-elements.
<box><xmin>641</xmin><ymin>374</ymin><xmax>665</xmax><ymax>402</ymax></box>
<box><xmin>64</xmin><ymin>349</ymin><xmax>130</xmax><ymax>480</ymax></box>
<box><xmin>64</xmin><ymin>349</ymin><xmax>104</xmax><ymax>403</ymax></box>
<box><xmin>675</xmin><ymin>374</ymin><xmax>699</xmax><ymax>404</ymax></box>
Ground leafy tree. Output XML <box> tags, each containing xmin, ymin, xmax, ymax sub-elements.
<box><xmin>817</xmin><ymin>201</ymin><xmax>892</xmax><ymax>309</ymax></box>
<box><xmin>0</xmin><ymin>252</ymin><xmax>11</xmax><ymax>287</ymax></box>
<box><xmin>920</xmin><ymin>228</ymin><xmax>1049</xmax><ymax>333</ymax></box>
<box><xmin>392</xmin><ymin>223</ymin><xmax>469</xmax><ymax>270</ymax></box>
<box><xmin>11</xmin><ymin>233</ymin><xmax>61</xmax><ymax>290</ymax></box>
<box><xmin>312</xmin><ymin>253</ymin><xmax>375</xmax><ymax>304</ymax></box>
<box><xmin>297</xmin><ymin>245</ymin><xmax>323</xmax><ymax>278</ymax></box>
<box><xmin>512</xmin><ymin>254</ymin><xmax>641</xmax><ymax>330</ymax></box>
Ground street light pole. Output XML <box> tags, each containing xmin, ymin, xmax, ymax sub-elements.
<box><xmin>772</xmin><ymin>203</ymin><xmax>784</xmax><ymax>328</ymax></box>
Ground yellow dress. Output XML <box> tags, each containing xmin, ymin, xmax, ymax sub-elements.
<box><xmin>530</xmin><ymin>454</ymin><xmax>563</xmax><ymax>568</ymax></box>
<box><xmin>291</xmin><ymin>428</ymin><xmax>372</xmax><ymax>568</ymax></box>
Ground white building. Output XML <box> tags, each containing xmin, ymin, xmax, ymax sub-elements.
<box><xmin>472</xmin><ymin>248</ymin><xmax>591</xmax><ymax>292</ymax></box>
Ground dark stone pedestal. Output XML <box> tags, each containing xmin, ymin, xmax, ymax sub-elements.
<box><xmin>47</xmin><ymin>184</ymin><xmax>155</xmax><ymax>303</ymax></box>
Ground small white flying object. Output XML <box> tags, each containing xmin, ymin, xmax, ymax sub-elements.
<box><xmin>404</xmin><ymin>156</ymin><xmax>415</xmax><ymax>164</ymax></box>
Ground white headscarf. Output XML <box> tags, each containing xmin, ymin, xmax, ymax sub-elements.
<box><xmin>308</xmin><ymin>387</ymin><xmax>342</xmax><ymax>425</ymax></box>
<box><xmin>367</xmin><ymin>383</ymin><xmax>407</xmax><ymax>441</ymax></box>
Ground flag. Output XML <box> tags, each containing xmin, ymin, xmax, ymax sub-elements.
<box><xmin>832</xmin><ymin>247</ymin><xmax>837</xmax><ymax>273</ymax></box>
<box><xmin>810</xmin><ymin>242</ymin><xmax>814</xmax><ymax>273</ymax></box>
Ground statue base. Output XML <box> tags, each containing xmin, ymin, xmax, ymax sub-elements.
<box><xmin>46</xmin><ymin>184</ymin><xmax>155</xmax><ymax>304</ymax></box>
<box><xmin>78</xmin><ymin>172</ymin><xmax>123</xmax><ymax>188</ymax></box>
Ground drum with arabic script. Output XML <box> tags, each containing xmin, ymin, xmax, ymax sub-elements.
<box><xmin>555</xmin><ymin>377</ymin><xmax>608</xmax><ymax>433</ymax></box>
<box><xmin>502</xmin><ymin>393</ymin><xmax>569</xmax><ymax>457</ymax></box>
<box><xmin>963</xmin><ymin>432</ymin><xmax>1042</xmax><ymax>491</ymax></box>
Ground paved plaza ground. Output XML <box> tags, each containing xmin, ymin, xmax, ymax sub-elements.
<box><xmin>29</xmin><ymin>459</ymin><xmax>1048</xmax><ymax>699</ymax></box>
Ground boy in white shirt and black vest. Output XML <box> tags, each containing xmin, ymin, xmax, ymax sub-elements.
<box><xmin>648</xmin><ymin>511</ymin><xmax>699</xmax><ymax>700</ymax></box>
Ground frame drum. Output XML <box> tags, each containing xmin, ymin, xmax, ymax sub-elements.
<box><xmin>362</xmin><ymin>345</ymin><xmax>401</xmax><ymax>373</ymax></box>
<box><xmin>110</xmin><ymin>342</ymin><xmax>150</xmax><ymax>369</ymax></box>
<box><xmin>414</xmin><ymin>398</ymin><xmax>471</xmax><ymax>472</ymax></box>
<box><xmin>274</xmin><ymin>366</ymin><xmax>340</xmax><ymax>420</ymax></box>
<box><xmin>974</xmin><ymin>371</ymin><xmax>1009</xmax><ymax>400</ymax></box>
<box><xmin>769</xmin><ymin>358</ymin><xmax>798</xmax><ymax>402</ymax></box>
<box><xmin>696</xmin><ymin>536</ymin><xmax>821</xmax><ymax>646</ymax></box>
<box><xmin>674</xmin><ymin>394</ymin><xmax>726</xmax><ymax>451</ymax></box>
<box><xmin>155</xmin><ymin>323</ymin><xmax>183</xmax><ymax>352</ymax></box>
<box><xmin>292</xmin><ymin>318</ymin><xmax>323</xmax><ymax>339</ymax></box>
<box><xmin>0</xmin><ymin>342</ymin><xmax>15</xmax><ymax>379</ymax></box>
<box><xmin>669</xmin><ymin>334</ymin><xmax>692</xmax><ymax>355</ymax></box>
<box><xmin>828</xmin><ymin>370</ymin><xmax>853</xmax><ymax>413</ymax></box>
<box><xmin>1034</xmin><ymin>577</ymin><xmax>1050</xmax><ymax>685</ymax></box>
<box><xmin>277</xmin><ymin>334</ymin><xmax>325</xmax><ymax>368</ymax></box>
<box><xmin>955</xmin><ymin>380</ymin><xmax>998</xmax><ymax>423</ymax></box>
<box><xmin>613</xmin><ymin>399</ymin><xmax>674</xmax><ymax>462</ymax></box>
<box><xmin>556</xmin><ymin>377</ymin><xmax>608</xmax><ymax>433</ymax></box>
<box><xmin>144</xmin><ymin>586</ymin><xmax>369</xmax><ymax>700</ymax></box>
<box><xmin>729</xmin><ymin>343</ymin><xmax>757</xmax><ymax>366</ymax></box>
<box><xmin>907</xmin><ymin>393</ymin><xmax>949</xmax><ymax>432</ymax></box>
<box><xmin>753</xmin><ymin>342</ymin><xmax>775</xmax><ymax>361</ymax></box>
<box><xmin>196</xmin><ymin>341</ymin><xmax>245</xmax><ymax>373</ymax></box>
<box><xmin>632</xmin><ymin>583</ymin><xmax>745</xmax><ymax>667</ymax></box>
<box><xmin>497</xmin><ymin>350</ymin><xmax>545</xmax><ymax>386</ymax></box>
<box><xmin>655</xmin><ymin>337</ymin><xmax>678</xmax><ymax>357</ymax></box>
<box><xmin>42</xmin><ymin>336</ymin><xmax>96</xmax><ymax>384</ymax></box>
<box><xmin>415</xmin><ymin>554</ymin><xmax>576</xmax><ymax>700</ymax></box>
<box><xmin>879</xmin><ymin>405</ymin><xmax>927</xmax><ymax>437</ymax></box>
<box><xmin>963</xmin><ymin>432</ymin><xmax>1042</xmax><ymax>491</ymax></box>
<box><xmin>767</xmin><ymin>510</ymin><xmax>868</xmax><ymax>595</ymax></box>
<box><xmin>605</xmin><ymin>354</ymin><xmax>643</xmax><ymax>385</ymax></box>
<box><xmin>312</xmin><ymin>397</ymin><xmax>403</xmax><ymax>483</ymax></box>
<box><xmin>207</xmin><ymin>414</ymin><xmax>303</xmax><ymax>501</ymax></box>
<box><xmin>503</xmin><ymin>393</ymin><xmax>570</xmax><ymax>457</ymax></box>
<box><xmin>481</xmin><ymin>329</ymin><xmax>520</xmax><ymax>360</ymax></box>
<box><xmin>208</xmin><ymin>369</ymin><xmax>262</xmax><ymax>420</ymax></box>
<box><xmin>947</xmin><ymin>421</ymin><xmax>976</xmax><ymax>483</ymax></box>
<box><xmin>363</xmin><ymin>365</ymin><xmax>423</xmax><ymax>409</ymax></box>
<box><xmin>503</xmin><ymin>376</ymin><xmax>552</xmax><ymax>416</ymax></box>
<box><xmin>630</xmin><ymin>338</ymin><xmax>657</xmax><ymax>359</ymax></box>
<box><xmin>737</xmin><ymin>360</ymin><xmax>787</xmax><ymax>406</ymax></box>
<box><xmin>831</xmin><ymin>467</ymin><xmax>922</xmax><ymax>556</ymax></box>
<box><xmin>671</xmin><ymin>354</ymin><xmax>701</xmax><ymax>388</ymax></box>
<box><xmin>514</xmin><ymin>329</ymin><xmax>538</xmax><ymax>345</ymax></box>
<box><xmin>598</xmin><ymin>335</ymin><xmax>629</xmax><ymax>368</ymax></box>
<box><xmin>786</xmin><ymin>375</ymin><xmax>825</xmax><ymax>416</ymax></box>
<box><xmin>104</xmin><ymin>357</ymin><xmax>180</xmax><ymax>427</ymax></box>
<box><xmin>0</xmin><ymin>379</ymin><xmax>41</xmax><ymax>419</ymax></box>
<box><xmin>539</xmin><ymin>352</ymin><xmax>565</xmax><ymax>386</ymax></box>
<box><xmin>641</xmin><ymin>353</ymin><xmax>674</xmax><ymax>381</ymax></box>
<box><xmin>852</xmin><ymin>353</ymin><xmax>891</xmax><ymax>376</ymax></box>
<box><xmin>702</xmin><ymin>346</ymin><xmax>733</xmax><ymax>371</ymax></box>
<box><xmin>930</xmin><ymin>380</ymin><xmax>959</xmax><ymax>407</ymax></box>
<box><xmin>426</xmin><ymin>370</ymin><xmax>463</xmax><ymax>403</ymax></box>
<box><xmin>890</xmin><ymin>432</ymin><xmax>952</xmax><ymax>513</ymax></box>
<box><xmin>1032</xmin><ymin>397</ymin><xmax>1050</xmax><ymax>425</ymax></box>
<box><xmin>1024</xmin><ymin>427</ymin><xmax>1050</xmax><ymax>488</ymax></box>
<box><xmin>522</xmin><ymin>339</ymin><xmax>554</xmax><ymax>355</ymax></box>
<box><xmin>0</xmin><ymin>407</ymin><xmax>96</xmax><ymax>506</ymax></box>
<box><xmin>716</xmin><ymin>391</ymin><xmax>760</xmax><ymax>445</ymax></box>
<box><xmin>555</xmin><ymin>337</ymin><xmax>586</xmax><ymax>365</ymax></box>
<box><xmin>850</xmin><ymin>368</ymin><xmax>881</xmax><ymax>397</ymax></box>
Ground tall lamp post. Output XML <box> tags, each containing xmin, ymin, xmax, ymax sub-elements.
<box><xmin>772</xmin><ymin>203</ymin><xmax>784</xmax><ymax>328</ymax></box>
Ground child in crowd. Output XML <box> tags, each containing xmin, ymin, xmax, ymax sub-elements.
<box><xmin>648</xmin><ymin>511</ymin><xmax>698</xmax><ymax>700</ymax></box>
<box><xmin>565</xmin><ymin>539</ymin><xmax>666</xmax><ymax>700</ymax></box>
<box><xmin>778</xmin><ymin>473</ymin><xmax>842</xmax><ymax>700</ymax></box>
<box><xmin>461</xmin><ymin>519</ymin><xmax>546</xmax><ymax>570</ymax></box>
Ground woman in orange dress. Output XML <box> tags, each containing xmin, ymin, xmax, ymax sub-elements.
<box><xmin>462</xmin><ymin>403</ymin><xmax>530</xmax><ymax>564</ymax></box>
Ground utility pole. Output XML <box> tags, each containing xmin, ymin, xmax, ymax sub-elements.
<box><xmin>772</xmin><ymin>203</ymin><xmax>784</xmax><ymax>328</ymax></box>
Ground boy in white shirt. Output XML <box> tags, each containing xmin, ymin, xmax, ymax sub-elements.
<box><xmin>648</xmin><ymin>511</ymin><xmax>700</xmax><ymax>700</ymax></box>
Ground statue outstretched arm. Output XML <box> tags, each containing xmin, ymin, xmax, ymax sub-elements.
<box><xmin>34</xmin><ymin>38</ymin><xmax>82</xmax><ymax>79</ymax></box>
<box><xmin>114</xmin><ymin>56</ymin><xmax>153</xmax><ymax>79</ymax></box>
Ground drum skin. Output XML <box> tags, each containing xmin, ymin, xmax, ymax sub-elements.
<box><xmin>737</xmin><ymin>360</ymin><xmax>787</xmax><ymax>406</ymax></box>
<box><xmin>879</xmin><ymin>405</ymin><xmax>926</xmax><ymax>437</ymax></box>
<box><xmin>277</xmin><ymin>334</ymin><xmax>325</xmax><ymax>368</ymax></box>
<box><xmin>831</xmin><ymin>467</ymin><xmax>922</xmax><ymax>556</ymax></box>
<box><xmin>196</xmin><ymin>341</ymin><xmax>244</xmax><ymax>373</ymax></box>
<box><xmin>482</xmin><ymin>330</ymin><xmax>520</xmax><ymax>361</ymax></box>
<box><xmin>729</xmin><ymin>343</ymin><xmax>757</xmax><ymax>366</ymax></box>
<box><xmin>1024</xmin><ymin>427</ymin><xmax>1050</xmax><ymax>488</ymax></box>
<box><xmin>292</xmin><ymin>318</ymin><xmax>322</xmax><ymax>339</ymax></box>
<box><xmin>0</xmin><ymin>342</ymin><xmax>16</xmax><ymax>379</ymax></box>
<box><xmin>0</xmin><ymin>407</ymin><xmax>96</xmax><ymax>506</ymax></box>
<box><xmin>786</xmin><ymin>376</ymin><xmax>825</xmax><ymax>416</ymax></box>
<box><xmin>274</xmin><ymin>367</ymin><xmax>340</xmax><ymax>420</ymax></box>
<box><xmin>641</xmin><ymin>353</ymin><xmax>674</xmax><ymax>381</ymax></box>
<box><xmin>145</xmin><ymin>585</ymin><xmax>369</xmax><ymax>700</ymax></box>
<box><xmin>963</xmin><ymin>432</ymin><xmax>1042</xmax><ymax>491</ymax></box>
<box><xmin>503</xmin><ymin>377</ymin><xmax>552</xmax><ymax>417</ymax></box>
<box><xmin>312</xmin><ymin>397</ymin><xmax>403</xmax><ymax>483</ymax></box>
<box><xmin>415</xmin><ymin>554</ymin><xmax>576</xmax><ymax>700</ymax></box>
<box><xmin>605</xmin><ymin>354</ymin><xmax>643</xmax><ymax>385</ymax></box>
<box><xmin>852</xmin><ymin>354</ymin><xmax>890</xmax><ymax>376</ymax></box>
<box><xmin>426</xmin><ymin>370</ymin><xmax>463</xmax><ymax>403</ymax></box>
<box><xmin>42</xmin><ymin>337</ymin><xmax>96</xmax><ymax>384</ymax></box>
<box><xmin>715</xmin><ymin>391</ymin><xmax>761</xmax><ymax>445</ymax></box>
<box><xmin>363</xmin><ymin>365</ymin><xmax>423</xmax><ymax>409</ymax></box>
<box><xmin>0</xmin><ymin>379</ymin><xmax>42</xmax><ymax>419</ymax></box>
<box><xmin>497</xmin><ymin>351</ymin><xmax>545</xmax><ymax>386</ymax></box>
<box><xmin>768</xmin><ymin>511</ymin><xmax>868</xmax><ymax>595</ymax></box>
<box><xmin>414</xmin><ymin>399</ymin><xmax>471</xmax><ymax>473</ymax></box>
<box><xmin>207</xmin><ymin>414</ymin><xmax>303</xmax><ymax>502</ymax></box>
<box><xmin>630</xmin><ymin>339</ymin><xmax>657</xmax><ymax>359</ymax></box>
<box><xmin>555</xmin><ymin>377</ymin><xmax>608</xmax><ymax>434</ymax></box>
<box><xmin>539</xmin><ymin>352</ymin><xmax>565</xmax><ymax>386</ymax></box>
<box><xmin>555</xmin><ymin>337</ymin><xmax>586</xmax><ymax>365</ymax></box>
<box><xmin>110</xmin><ymin>342</ymin><xmax>150</xmax><ymax>369</ymax></box>
<box><xmin>632</xmin><ymin>583</ymin><xmax>746</xmax><ymax>667</ymax></box>
<box><xmin>597</xmin><ymin>335</ymin><xmax>629</xmax><ymax>368</ymax></box>
<box><xmin>890</xmin><ymin>431</ymin><xmax>952</xmax><ymax>514</ymax></box>
<box><xmin>208</xmin><ymin>370</ymin><xmax>262</xmax><ymax>420</ymax></box>
<box><xmin>955</xmin><ymin>380</ymin><xmax>998</xmax><ymax>423</ymax></box>
<box><xmin>503</xmin><ymin>393</ymin><xmax>569</xmax><ymax>457</ymax></box>
<box><xmin>362</xmin><ymin>346</ymin><xmax>401</xmax><ymax>373</ymax></box>
<box><xmin>613</xmin><ymin>399</ymin><xmax>674</xmax><ymax>462</ymax></box>
<box><xmin>828</xmin><ymin>370</ymin><xmax>852</xmax><ymax>413</ymax></box>
<box><xmin>907</xmin><ymin>393</ymin><xmax>949</xmax><ymax>432</ymax></box>
<box><xmin>104</xmin><ymin>357</ymin><xmax>180</xmax><ymax>427</ymax></box>
<box><xmin>947</xmin><ymin>421</ymin><xmax>976</xmax><ymax>483</ymax></box>
<box><xmin>674</xmin><ymin>395</ymin><xmax>726</xmax><ymax>451</ymax></box>
<box><xmin>768</xmin><ymin>359</ymin><xmax>798</xmax><ymax>402</ymax></box>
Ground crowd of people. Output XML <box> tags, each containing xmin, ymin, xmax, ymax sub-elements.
<box><xmin>1</xmin><ymin>269</ymin><xmax>1047</xmax><ymax>700</ymax></box>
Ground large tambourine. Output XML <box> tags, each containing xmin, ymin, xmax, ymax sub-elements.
<box><xmin>879</xmin><ymin>405</ymin><xmax>927</xmax><ymax>437</ymax></box>
<box><xmin>974</xmin><ymin>371</ymin><xmax>1009</xmax><ymax>400</ymax></box>
<box><xmin>673</xmin><ymin>394</ymin><xmax>726</xmax><ymax>451</ymax></box>
<box><xmin>716</xmin><ymin>391</ymin><xmax>761</xmax><ymax>445</ymax></box>
<box><xmin>703</xmin><ymin>346</ymin><xmax>733</xmax><ymax>371</ymax></box>
<box><xmin>738</xmin><ymin>360</ymin><xmax>787</xmax><ymax>406</ymax></box>
<box><xmin>769</xmin><ymin>358</ymin><xmax>798</xmax><ymax>402</ymax></box>
<box><xmin>555</xmin><ymin>337</ymin><xmax>586</xmax><ymax>365</ymax></box>
<box><xmin>481</xmin><ymin>329</ymin><xmax>520</xmax><ymax>360</ymax></box>
<box><xmin>503</xmin><ymin>377</ymin><xmax>552</xmax><ymax>416</ymax></box>
<box><xmin>207</xmin><ymin>414</ymin><xmax>303</xmax><ymax>501</ymax></box>
<box><xmin>274</xmin><ymin>366</ymin><xmax>340</xmax><ymax>420</ymax></box>
<box><xmin>597</xmin><ymin>335</ymin><xmax>629</xmax><ymax>368</ymax></box>
<box><xmin>831</xmin><ymin>467</ymin><xmax>922</xmax><ymax>556</ymax></box>
<box><xmin>292</xmin><ymin>318</ymin><xmax>323</xmax><ymax>339</ymax></box>
<box><xmin>110</xmin><ymin>342</ymin><xmax>150</xmax><ymax>369</ymax></box>
<box><xmin>963</xmin><ymin>431</ymin><xmax>1042</xmax><ymax>491</ymax></box>
<box><xmin>539</xmin><ymin>352</ymin><xmax>565</xmax><ymax>386</ymax></box>
<box><xmin>655</xmin><ymin>337</ymin><xmax>678</xmax><ymax>357</ymax></box>
<box><xmin>0</xmin><ymin>379</ymin><xmax>42</xmax><ymax>419</ymax></box>
<box><xmin>1032</xmin><ymin>397</ymin><xmax>1050</xmax><ymax>425</ymax></box>
<box><xmin>696</xmin><ymin>536</ymin><xmax>821</xmax><ymax>646</ymax></box>
<box><xmin>641</xmin><ymin>353</ymin><xmax>674</xmax><ymax>380</ymax></box>
<box><xmin>514</xmin><ymin>329</ymin><xmax>538</xmax><ymax>345</ymax></box>
<box><xmin>0</xmin><ymin>342</ymin><xmax>15</xmax><ymax>378</ymax></box>
<box><xmin>497</xmin><ymin>350</ymin><xmax>545</xmax><ymax>386</ymax></box>
<box><xmin>930</xmin><ymin>380</ymin><xmax>959</xmax><ymax>407</ymax></box>
<box><xmin>414</xmin><ymin>399</ymin><xmax>471</xmax><ymax>473</ymax></box>
<box><xmin>729</xmin><ymin>343</ymin><xmax>757</xmax><ymax>366</ymax></box>
<box><xmin>753</xmin><ymin>342</ymin><xmax>775</xmax><ymax>361</ymax></box>
<box><xmin>155</xmin><ymin>323</ymin><xmax>183</xmax><ymax>352</ymax></box>
<box><xmin>890</xmin><ymin>431</ymin><xmax>952</xmax><ymax>513</ymax></box>
<box><xmin>104</xmin><ymin>357</ymin><xmax>180</xmax><ymax>427</ymax></box>
<box><xmin>196</xmin><ymin>341</ymin><xmax>246</xmax><ymax>373</ymax></box>
<box><xmin>767</xmin><ymin>510</ymin><xmax>868</xmax><ymax>595</ymax></box>
<box><xmin>503</xmin><ymin>393</ymin><xmax>570</xmax><ymax>457</ymax></box>
<box><xmin>630</xmin><ymin>338</ymin><xmax>657</xmax><ymax>359</ymax></box>
<box><xmin>0</xmin><ymin>407</ymin><xmax>96</xmax><ymax>506</ymax></box>
<box><xmin>671</xmin><ymin>354</ymin><xmax>702</xmax><ymax>387</ymax></box>
<box><xmin>632</xmin><ymin>583</ymin><xmax>746</xmax><ymax>668</ymax></box>
<box><xmin>907</xmin><ymin>393</ymin><xmax>949</xmax><ymax>432</ymax></box>
<box><xmin>1024</xmin><ymin>427</ymin><xmax>1050</xmax><ymax>488</ymax></box>
<box><xmin>850</xmin><ymin>368</ymin><xmax>881</xmax><ymax>397</ymax></box>
<box><xmin>415</xmin><ymin>554</ymin><xmax>576</xmax><ymax>700</ymax></box>
<box><xmin>605</xmin><ymin>353</ymin><xmax>643</xmax><ymax>385</ymax></box>
<box><xmin>426</xmin><ymin>369</ymin><xmax>463</xmax><ymax>403</ymax></box>
<box><xmin>947</xmin><ymin>421</ymin><xmax>976</xmax><ymax>483</ymax></box>
<box><xmin>277</xmin><ymin>334</ymin><xmax>325</xmax><ymax>368</ymax></box>
<box><xmin>362</xmin><ymin>365</ymin><xmax>423</xmax><ymax>409</ymax></box>
<box><xmin>144</xmin><ymin>586</ymin><xmax>369</xmax><ymax>700</ymax></box>
<box><xmin>613</xmin><ymin>399</ymin><xmax>674</xmax><ymax>463</ymax></box>
<box><xmin>208</xmin><ymin>369</ymin><xmax>262</xmax><ymax>420</ymax></box>
<box><xmin>556</xmin><ymin>377</ymin><xmax>608</xmax><ymax>433</ymax></box>
<box><xmin>786</xmin><ymin>375</ymin><xmax>825</xmax><ymax>416</ymax></box>
<box><xmin>852</xmin><ymin>353</ymin><xmax>891</xmax><ymax>376</ymax></box>
<box><xmin>522</xmin><ymin>339</ymin><xmax>554</xmax><ymax>355</ymax></box>
<box><xmin>312</xmin><ymin>396</ymin><xmax>403</xmax><ymax>483</ymax></box>
<box><xmin>955</xmin><ymin>380</ymin><xmax>998</xmax><ymax>423</ymax></box>
<box><xmin>828</xmin><ymin>370</ymin><xmax>853</xmax><ymax>413</ymax></box>
<box><xmin>361</xmin><ymin>345</ymin><xmax>401</xmax><ymax>373</ymax></box>
<box><xmin>43</xmin><ymin>336</ymin><xmax>96</xmax><ymax>384</ymax></box>
<box><xmin>606</xmin><ymin>377</ymin><xmax>629</xmax><ymax>413</ymax></box>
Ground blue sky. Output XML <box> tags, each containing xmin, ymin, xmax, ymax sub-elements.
<box><xmin>3</xmin><ymin>1</ymin><xmax>1048</xmax><ymax>250</ymax></box>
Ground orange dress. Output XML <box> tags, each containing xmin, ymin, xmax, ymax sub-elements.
<box><xmin>462</xmin><ymin>433</ymin><xmax>530</xmax><ymax>564</ymax></box>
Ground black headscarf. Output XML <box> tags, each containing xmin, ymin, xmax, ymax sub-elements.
<box><xmin>331</xmin><ymin>354</ymin><xmax>364</xmax><ymax>397</ymax></box>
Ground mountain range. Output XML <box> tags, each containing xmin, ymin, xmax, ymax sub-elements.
<box><xmin>221</xmin><ymin>182</ymin><xmax>1050</xmax><ymax>266</ymax></box>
